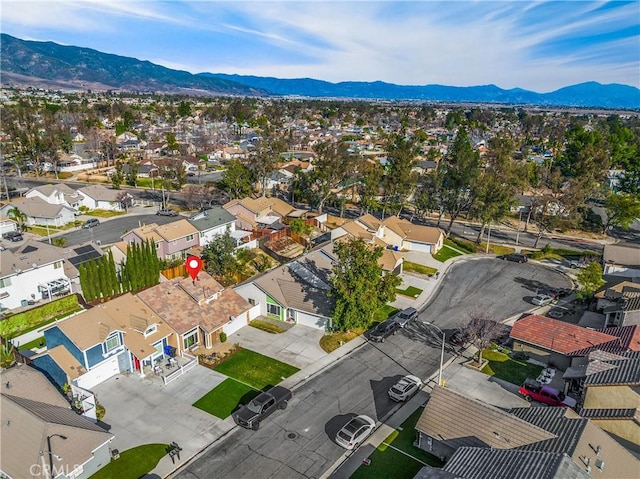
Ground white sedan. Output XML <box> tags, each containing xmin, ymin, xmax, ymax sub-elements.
<box><xmin>335</xmin><ymin>415</ymin><xmax>376</xmax><ymax>449</ymax></box>
<box><xmin>531</xmin><ymin>294</ymin><xmax>554</xmax><ymax>306</ymax></box>
<box><xmin>388</xmin><ymin>375</ymin><xmax>423</xmax><ymax>402</ymax></box>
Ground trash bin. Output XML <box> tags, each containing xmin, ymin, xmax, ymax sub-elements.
<box><xmin>21</xmin><ymin>300</ymin><xmax>29</xmax><ymax>307</ymax></box>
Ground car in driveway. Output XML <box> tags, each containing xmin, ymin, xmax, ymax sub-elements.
<box><xmin>335</xmin><ymin>415</ymin><xmax>376</xmax><ymax>449</ymax></box>
<box><xmin>531</xmin><ymin>294</ymin><xmax>554</xmax><ymax>306</ymax></box>
<box><xmin>388</xmin><ymin>375</ymin><xmax>423</xmax><ymax>402</ymax></box>
<box><xmin>518</xmin><ymin>379</ymin><xmax>577</xmax><ymax>407</ymax></box>
<box><xmin>2</xmin><ymin>231</ymin><xmax>23</xmax><ymax>242</ymax></box>
<box><xmin>391</xmin><ymin>307</ymin><xmax>418</xmax><ymax>328</ymax></box>
<box><xmin>498</xmin><ymin>253</ymin><xmax>528</xmax><ymax>263</ymax></box>
<box><xmin>82</xmin><ymin>218</ymin><xmax>100</xmax><ymax>229</ymax></box>
<box><xmin>156</xmin><ymin>208</ymin><xmax>178</xmax><ymax>216</ymax></box>
<box><xmin>369</xmin><ymin>319</ymin><xmax>400</xmax><ymax>342</ymax></box>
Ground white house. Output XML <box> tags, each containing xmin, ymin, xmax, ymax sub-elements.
<box><xmin>0</xmin><ymin>197</ymin><xmax>77</xmax><ymax>227</ymax></box>
<box><xmin>25</xmin><ymin>183</ymin><xmax>83</xmax><ymax>210</ymax></box>
<box><xmin>78</xmin><ymin>185</ymin><xmax>133</xmax><ymax>211</ymax></box>
<box><xmin>187</xmin><ymin>206</ymin><xmax>237</xmax><ymax>247</ymax></box>
<box><xmin>0</xmin><ymin>242</ymin><xmax>71</xmax><ymax>311</ymax></box>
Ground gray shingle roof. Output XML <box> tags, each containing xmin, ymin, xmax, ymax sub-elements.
<box><xmin>442</xmin><ymin>448</ymin><xmax>590</xmax><ymax>479</ymax></box>
<box><xmin>510</xmin><ymin>407</ymin><xmax>587</xmax><ymax>455</ymax></box>
<box><xmin>579</xmin><ymin>408</ymin><xmax>638</xmax><ymax>420</ymax></box>
<box><xmin>584</xmin><ymin>351</ymin><xmax>640</xmax><ymax>386</ymax></box>
<box><xmin>188</xmin><ymin>206</ymin><xmax>236</xmax><ymax>231</ymax></box>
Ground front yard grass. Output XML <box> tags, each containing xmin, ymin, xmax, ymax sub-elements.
<box><xmin>89</xmin><ymin>443</ymin><xmax>168</xmax><ymax>479</ymax></box>
<box><xmin>432</xmin><ymin>245</ymin><xmax>464</xmax><ymax>262</ymax></box>
<box><xmin>193</xmin><ymin>378</ymin><xmax>258</xmax><ymax>419</ymax></box>
<box><xmin>480</xmin><ymin>349</ymin><xmax>543</xmax><ymax>386</ymax></box>
<box><xmin>319</xmin><ymin>328</ymin><xmax>365</xmax><ymax>353</ymax></box>
<box><xmin>86</xmin><ymin>209</ymin><xmax>126</xmax><ymax>218</ymax></box>
<box><xmin>249</xmin><ymin>319</ymin><xmax>288</xmax><ymax>334</ymax></box>
<box><xmin>16</xmin><ymin>336</ymin><xmax>46</xmax><ymax>350</ymax></box>
<box><xmin>402</xmin><ymin>261</ymin><xmax>437</xmax><ymax>276</ymax></box>
<box><xmin>396</xmin><ymin>286</ymin><xmax>423</xmax><ymax>298</ymax></box>
<box><xmin>213</xmin><ymin>348</ymin><xmax>299</xmax><ymax>390</ymax></box>
<box><xmin>351</xmin><ymin>407</ymin><xmax>443</xmax><ymax>479</ymax></box>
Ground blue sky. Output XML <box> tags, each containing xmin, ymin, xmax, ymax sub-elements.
<box><xmin>2</xmin><ymin>0</ymin><xmax>639</xmax><ymax>92</ymax></box>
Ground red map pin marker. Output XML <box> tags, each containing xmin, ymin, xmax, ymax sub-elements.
<box><xmin>185</xmin><ymin>256</ymin><xmax>203</xmax><ymax>281</ymax></box>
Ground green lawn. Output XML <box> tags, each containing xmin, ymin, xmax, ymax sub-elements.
<box><xmin>193</xmin><ymin>378</ymin><xmax>258</xmax><ymax>419</ymax></box>
<box><xmin>249</xmin><ymin>319</ymin><xmax>288</xmax><ymax>334</ymax></box>
<box><xmin>396</xmin><ymin>286</ymin><xmax>423</xmax><ymax>298</ymax></box>
<box><xmin>213</xmin><ymin>348</ymin><xmax>299</xmax><ymax>390</ymax></box>
<box><xmin>16</xmin><ymin>336</ymin><xmax>46</xmax><ymax>350</ymax></box>
<box><xmin>373</xmin><ymin>305</ymin><xmax>399</xmax><ymax>323</ymax></box>
<box><xmin>432</xmin><ymin>245</ymin><xmax>464</xmax><ymax>262</ymax></box>
<box><xmin>481</xmin><ymin>349</ymin><xmax>544</xmax><ymax>385</ymax></box>
<box><xmin>402</xmin><ymin>261</ymin><xmax>438</xmax><ymax>276</ymax></box>
<box><xmin>351</xmin><ymin>407</ymin><xmax>443</xmax><ymax>479</ymax></box>
<box><xmin>89</xmin><ymin>443</ymin><xmax>168</xmax><ymax>479</ymax></box>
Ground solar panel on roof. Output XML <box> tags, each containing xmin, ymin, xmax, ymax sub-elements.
<box><xmin>74</xmin><ymin>245</ymin><xmax>95</xmax><ymax>255</ymax></box>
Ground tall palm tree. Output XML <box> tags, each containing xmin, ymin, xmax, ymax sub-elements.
<box><xmin>7</xmin><ymin>207</ymin><xmax>27</xmax><ymax>232</ymax></box>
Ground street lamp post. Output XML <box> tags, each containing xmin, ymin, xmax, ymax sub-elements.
<box><xmin>41</xmin><ymin>434</ymin><xmax>67</xmax><ymax>479</ymax></box>
<box><xmin>426</xmin><ymin>322</ymin><xmax>446</xmax><ymax>387</ymax></box>
<box><xmin>515</xmin><ymin>209</ymin><xmax>523</xmax><ymax>246</ymax></box>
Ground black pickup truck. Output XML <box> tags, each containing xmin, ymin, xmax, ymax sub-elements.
<box><xmin>232</xmin><ymin>385</ymin><xmax>292</xmax><ymax>430</ymax></box>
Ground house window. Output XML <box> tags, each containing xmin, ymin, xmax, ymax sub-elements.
<box><xmin>54</xmin><ymin>261</ymin><xmax>62</xmax><ymax>269</ymax></box>
<box><xmin>267</xmin><ymin>303</ymin><xmax>281</xmax><ymax>317</ymax></box>
<box><xmin>0</xmin><ymin>278</ymin><xmax>11</xmax><ymax>289</ymax></box>
<box><xmin>200</xmin><ymin>232</ymin><xmax>205</xmax><ymax>238</ymax></box>
<box><xmin>248</xmin><ymin>298</ymin><xmax>256</xmax><ymax>306</ymax></box>
<box><xmin>183</xmin><ymin>327</ymin><xmax>199</xmax><ymax>349</ymax></box>
<box><xmin>186</xmin><ymin>234</ymin><xmax>194</xmax><ymax>241</ymax></box>
<box><xmin>144</xmin><ymin>325</ymin><xmax>157</xmax><ymax>337</ymax></box>
<box><xmin>104</xmin><ymin>334</ymin><xmax>121</xmax><ymax>353</ymax></box>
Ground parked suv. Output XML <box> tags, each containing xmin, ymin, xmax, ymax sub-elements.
<box><xmin>2</xmin><ymin>231</ymin><xmax>23</xmax><ymax>242</ymax></box>
<box><xmin>391</xmin><ymin>307</ymin><xmax>418</xmax><ymax>328</ymax></box>
<box><xmin>369</xmin><ymin>319</ymin><xmax>400</xmax><ymax>343</ymax></box>
<box><xmin>498</xmin><ymin>253</ymin><xmax>528</xmax><ymax>263</ymax></box>
<box><xmin>82</xmin><ymin>218</ymin><xmax>100</xmax><ymax>229</ymax></box>
<box><xmin>156</xmin><ymin>208</ymin><xmax>178</xmax><ymax>216</ymax></box>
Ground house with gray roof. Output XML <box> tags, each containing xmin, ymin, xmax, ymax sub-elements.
<box><xmin>77</xmin><ymin>185</ymin><xmax>133</xmax><ymax>211</ymax></box>
<box><xmin>415</xmin><ymin>387</ymin><xmax>639</xmax><ymax>478</ymax></box>
<box><xmin>0</xmin><ymin>365</ymin><xmax>113</xmax><ymax>479</ymax></box>
<box><xmin>25</xmin><ymin>183</ymin><xmax>83</xmax><ymax>210</ymax></box>
<box><xmin>602</xmin><ymin>243</ymin><xmax>640</xmax><ymax>278</ymax></box>
<box><xmin>187</xmin><ymin>206</ymin><xmax>237</xmax><ymax>247</ymax></box>
<box><xmin>0</xmin><ymin>197</ymin><xmax>77</xmax><ymax>227</ymax></box>
<box><xmin>233</xmin><ymin>244</ymin><xmax>336</xmax><ymax>330</ymax></box>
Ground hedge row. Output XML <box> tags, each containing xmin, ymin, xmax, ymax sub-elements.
<box><xmin>0</xmin><ymin>295</ymin><xmax>80</xmax><ymax>339</ymax></box>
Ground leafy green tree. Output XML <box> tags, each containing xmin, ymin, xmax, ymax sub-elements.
<box><xmin>358</xmin><ymin>161</ymin><xmax>384</xmax><ymax>215</ymax></box>
<box><xmin>177</xmin><ymin>100</ymin><xmax>192</xmax><ymax>118</ymax></box>
<box><xmin>382</xmin><ymin>132</ymin><xmax>419</xmax><ymax>216</ymax></box>
<box><xmin>310</xmin><ymin>141</ymin><xmax>355</xmax><ymax>213</ymax></box>
<box><xmin>125</xmin><ymin>161</ymin><xmax>139</xmax><ymax>187</ymax></box>
<box><xmin>165</xmin><ymin>132</ymin><xmax>179</xmax><ymax>154</ymax></box>
<box><xmin>603</xmin><ymin>194</ymin><xmax>640</xmax><ymax>233</ymax></box>
<box><xmin>576</xmin><ymin>262</ymin><xmax>605</xmax><ymax>299</ymax></box>
<box><xmin>329</xmin><ymin>238</ymin><xmax>401</xmax><ymax>331</ymax></box>
<box><xmin>111</xmin><ymin>162</ymin><xmax>125</xmax><ymax>190</ymax></box>
<box><xmin>438</xmin><ymin>127</ymin><xmax>480</xmax><ymax>233</ymax></box>
<box><xmin>219</xmin><ymin>159</ymin><xmax>255</xmax><ymax>199</ymax></box>
<box><xmin>289</xmin><ymin>218</ymin><xmax>312</xmax><ymax>235</ymax></box>
<box><xmin>202</xmin><ymin>231</ymin><xmax>239</xmax><ymax>281</ymax></box>
<box><xmin>252</xmin><ymin>130</ymin><xmax>286</xmax><ymax>196</ymax></box>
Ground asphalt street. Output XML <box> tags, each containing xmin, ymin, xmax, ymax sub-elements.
<box><xmin>173</xmin><ymin>259</ymin><xmax>570</xmax><ymax>479</ymax></box>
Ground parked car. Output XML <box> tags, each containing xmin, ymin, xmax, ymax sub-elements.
<box><xmin>388</xmin><ymin>375</ymin><xmax>423</xmax><ymax>402</ymax></box>
<box><xmin>2</xmin><ymin>231</ymin><xmax>23</xmax><ymax>242</ymax></box>
<box><xmin>569</xmin><ymin>259</ymin><xmax>588</xmax><ymax>269</ymax></box>
<box><xmin>498</xmin><ymin>253</ymin><xmax>528</xmax><ymax>263</ymax></box>
<box><xmin>232</xmin><ymin>386</ymin><xmax>292</xmax><ymax>430</ymax></box>
<box><xmin>391</xmin><ymin>307</ymin><xmax>418</xmax><ymax>328</ymax></box>
<box><xmin>335</xmin><ymin>415</ymin><xmax>376</xmax><ymax>449</ymax></box>
<box><xmin>518</xmin><ymin>379</ymin><xmax>577</xmax><ymax>407</ymax></box>
<box><xmin>156</xmin><ymin>208</ymin><xmax>178</xmax><ymax>216</ymax></box>
<box><xmin>547</xmin><ymin>308</ymin><xmax>566</xmax><ymax>319</ymax></box>
<box><xmin>531</xmin><ymin>294</ymin><xmax>554</xmax><ymax>306</ymax></box>
<box><xmin>369</xmin><ymin>319</ymin><xmax>400</xmax><ymax>342</ymax></box>
<box><xmin>82</xmin><ymin>218</ymin><xmax>100</xmax><ymax>229</ymax></box>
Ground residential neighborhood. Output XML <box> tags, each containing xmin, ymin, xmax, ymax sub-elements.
<box><xmin>0</xmin><ymin>88</ymin><xmax>639</xmax><ymax>479</ymax></box>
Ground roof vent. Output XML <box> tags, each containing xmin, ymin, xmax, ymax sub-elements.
<box><xmin>595</xmin><ymin>459</ymin><xmax>604</xmax><ymax>471</ymax></box>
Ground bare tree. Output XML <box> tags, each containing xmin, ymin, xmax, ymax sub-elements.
<box><xmin>465</xmin><ymin>309</ymin><xmax>505</xmax><ymax>364</ymax></box>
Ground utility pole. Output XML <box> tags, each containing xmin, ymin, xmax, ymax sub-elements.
<box><xmin>485</xmin><ymin>222</ymin><xmax>492</xmax><ymax>254</ymax></box>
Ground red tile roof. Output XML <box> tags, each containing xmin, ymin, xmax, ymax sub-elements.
<box><xmin>510</xmin><ymin>315</ymin><xmax>619</xmax><ymax>355</ymax></box>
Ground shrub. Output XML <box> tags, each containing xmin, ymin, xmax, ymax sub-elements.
<box><xmin>510</xmin><ymin>351</ymin><xmax>529</xmax><ymax>362</ymax></box>
<box><xmin>0</xmin><ymin>296</ymin><xmax>80</xmax><ymax>339</ymax></box>
<box><xmin>95</xmin><ymin>402</ymin><xmax>106</xmax><ymax>421</ymax></box>
<box><xmin>220</xmin><ymin>332</ymin><xmax>227</xmax><ymax>343</ymax></box>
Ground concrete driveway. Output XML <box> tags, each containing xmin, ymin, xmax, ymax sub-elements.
<box><xmin>92</xmin><ymin>365</ymin><xmax>232</xmax><ymax>463</ymax></box>
<box><xmin>230</xmin><ymin>323</ymin><xmax>327</xmax><ymax>369</ymax></box>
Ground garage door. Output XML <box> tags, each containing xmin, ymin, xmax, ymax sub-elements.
<box><xmin>76</xmin><ymin>355</ymin><xmax>120</xmax><ymax>390</ymax></box>
<box><xmin>295</xmin><ymin>311</ymin><xmax>328</xmax><ymax>330</ymax></box>
<box><xmin>409</xmin><ymin>242</ymin><xmax>432</xmax><ymax>253</ymax></box>
<box><xmin>223</xmin><ymin>314</ymin><xmax>248</xmax><ymax>336</ymax></box>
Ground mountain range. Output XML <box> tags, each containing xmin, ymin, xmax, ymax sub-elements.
<box><xmin>1</xmin><ymin>34</ymin><xmax>638</xmax><ymax>109</ymax></box>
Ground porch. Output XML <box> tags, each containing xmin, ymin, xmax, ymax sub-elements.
<box><xmin>140</xmin><ymin>351</ymin><xmax>199</xmax><ymax>386</ymax></box>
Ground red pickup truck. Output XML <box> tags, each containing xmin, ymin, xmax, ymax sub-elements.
<box><xmin>518</xmin><ymin>379</ymin><xmax>577</xmax><ymax>408</ymax></box>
